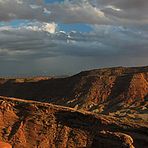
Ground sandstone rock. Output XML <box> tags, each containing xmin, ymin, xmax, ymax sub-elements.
<box><xmin>0</xmin><ymin>96</ymin><xmax>147</xmax><ymax>148</ymax></box>
<box><xmin>0</xmin><ymin>141</ymin><xmax>12</xmax><ymax>148</ymax></box>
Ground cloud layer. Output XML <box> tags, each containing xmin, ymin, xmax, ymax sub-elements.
<box><xmin>0</xmin><ymin>23</ymin><xmax>147</xmax><ymax>60</ymax></box>
<box><xmin>45</xmin><ymin>0</ymin><xmax>148</xmax><ymax>25</ymax></box>
<box><xmin>0</xmin><ymin>0</ymin><xmax>148</xmax><ymax>76</ymax></box>
<box><xmin>0</xmin><ymin>0</ymin><xmax>148</xmax><ymax>25</ymax></box>
<box><xmin>0</xmin><ymin>0</ymin><xmax>50</xmax><ymax>22</ymax></box>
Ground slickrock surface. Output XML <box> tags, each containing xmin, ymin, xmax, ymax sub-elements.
<box><xmin>0</xmin><ymin>96</ymin><xmax>148</xmax><ymax>148</ymax></box>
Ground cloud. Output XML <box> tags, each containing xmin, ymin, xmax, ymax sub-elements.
<box><xmin>0</xmin><ymin>0</ymin><xmax>49</xmax><ymax>22</ymax></box>
<box><xmin>0</xmin><ymin>0</ymin><xmax>147</xmax><ymax>75</ymax></box>
<box><xmin>0</xmin><ymin>0</ymin><xmax>148</xmax><ymax>26</ymax></box>
<box><xmin>0</xmin><ymin>23</ymin><xmax>148</xmax><ymax>75</ymax></box>
<box><xmin>21</xmin><ymin>22</ymin><xmax>57</xmax><ymax>33</ymax></box>
<box><xmin>100</xmin><ymin>0</ymin><xmax>148</xmax><ymax>25</ymax></box>
<box><xmin>0</xmin><ymin>23</ymin><xmax>147</xmax><ymax>60</ymax></box>
<box><xmin>0</xmin><ymin>22</ymin><xmax>59</xmax><ymax>61</ymax></box>
<box><xmin>43</xmin><ymin>0</ymin><xmax>148</xmax><ymax>25</ymax></box>
<box><xmin>48</xmin><ymin>1</ymin><xmax>110</xmax><ymax>25</ymax></box>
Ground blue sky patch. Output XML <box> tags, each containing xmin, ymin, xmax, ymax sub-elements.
<box><xmin>44</xmin><ymin>0</ymin><xmax>64</xmax><ymax>4</ymax></box>
<box><xmin>58</xmin><ymin>23</ymin><xmax>92</xmax><ymax>32</ymax></box>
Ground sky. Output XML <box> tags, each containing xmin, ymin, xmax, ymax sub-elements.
<box><xmin>0</xmin><ymin>0</ymin><xmax>148</xmax><ymax>76</ymax></box>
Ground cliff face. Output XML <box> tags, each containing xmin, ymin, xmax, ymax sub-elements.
<box><xmin>0</xmin><ymin>96</ymin><xmax>148</xmax><ymax>148</ymax></box>
<box><xmin>0</xmin><ymin>66</ymin><xmax>147</xmax><ymax>114</ymax></box>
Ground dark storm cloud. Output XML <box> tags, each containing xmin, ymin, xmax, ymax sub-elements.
<box><xmin>0</xmin><ymin>25</ymin><xmax>147</xmax><ymax>61</ymax></box>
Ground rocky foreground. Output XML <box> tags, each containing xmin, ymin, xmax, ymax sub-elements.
<box><xmin>0</xmin><ymin>96</ymin><xmax>148</xmax><ymax>148</ymax></box>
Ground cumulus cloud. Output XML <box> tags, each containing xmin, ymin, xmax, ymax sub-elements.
<box><xmin>21</xmin><ymin>22</ymin><xmax>57</xmax><ymax>33</ymax></box>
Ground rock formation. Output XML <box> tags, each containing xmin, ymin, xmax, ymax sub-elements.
<box><xmin>0</xmin><ymin>96</ymin><xmax>148</xmax><ymax>148</ymax></box>
<box><xmin>0</xmin><ymin>66</ymin><xmax>147</xmax><ymax>147</ymax></box>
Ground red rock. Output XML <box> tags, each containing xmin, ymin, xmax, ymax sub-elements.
<box><xmin>0</xmin><ymin>141</ymin><xmax>12</xmax><ymax>148</ymax></box>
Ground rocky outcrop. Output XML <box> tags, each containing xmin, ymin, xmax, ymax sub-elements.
<box><xmin>0</xmin><ymin>96</ymin><xmax>148</xmax><ymax>148</ymax></box>
<box><xmin>93</xmin><ymin>131</ymin><xmax>134</xmax><ymax>148</ymax></box>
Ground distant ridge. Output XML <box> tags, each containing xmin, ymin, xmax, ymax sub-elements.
<box><xmin>0</xmin><ymin>66</ymin><xmax>147</xmax><ymax>114</ymax></box>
